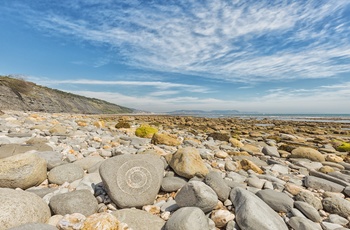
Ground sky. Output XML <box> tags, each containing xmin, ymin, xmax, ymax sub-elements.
<box><xmin>1</xmin><ymin>0</ymin><xmax>350</xmax><ymax>114</ymax></box>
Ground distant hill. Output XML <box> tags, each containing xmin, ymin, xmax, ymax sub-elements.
<box><xmin>0</xmin><ymin>76</ymin><xmax>134</xmax><ymax>114</ymax></box>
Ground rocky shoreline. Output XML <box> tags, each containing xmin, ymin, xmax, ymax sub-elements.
<box><xmin>0</xmin><ymin>110</ymin><xmax>350</xmax><ymax>230</ymax></box>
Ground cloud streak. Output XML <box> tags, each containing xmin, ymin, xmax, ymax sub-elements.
<box><xmin>9</xmin><ymin>0</ymin><xmax>350</xmax><ymax>83</ymax></box>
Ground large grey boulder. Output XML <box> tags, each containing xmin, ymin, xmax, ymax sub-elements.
<box><xmin>230</xmin><ymin>187</ymin><xmax>288</xmax><ymax>230</ymax></box>
<box><xmin>0</xmin><ymin>152</ymin><xmax>47</xmax><ymax>189</ymax></box>
<box><xmin>48</xmin><ymin>163</ymin><xmax>84</xmax><ymax>185</ymax></box>
<box><xmin>112</xmin><ymin>209</ymin><xmax>165</xmax><ymax>230</ymax></box>
<box><xmin>99</xmin><ymin>154</ymin><xmax>164</xmax><ymax>208</ymax></box>
<box><xmin>322</xmin><ymin>196</ymin><xmax>350</xmax><ymax>218</ymax></box>
<box><xmin>175</xmin><ymin>181</ymin><xmax>218</xmax><ymax>213</ymax></box>
<box><xmin>204</xmin><ymin>171</ymin><xmax>231</xmax><ymax>202</ymax></box>
<box><xmin>49</xmin><ymin>189</ymin><xmax>98</xmax><ymax>216</ymax></box>
<box><xmin>0</xmin><ymin>188</ymin><xmax>51</xmax><ymax>230</ymax></box>
<box><xmin>304</xmin><ymin>176</ymin><xmax>344</xmax><ymax>192</ymax></box>
<box><xmin>165</xmin><ymin>207</ymin><xmax>209</xmax><ymax>230</ymax></box>
<box><xmin>288</xmin><ymin>216</ymin><xmax>322</xmax><ymax>230</ymax></box>
<box><xmin>256</xmin><ymin>189</ymin><xmax>294</xmax><ymax>213</ymax></box>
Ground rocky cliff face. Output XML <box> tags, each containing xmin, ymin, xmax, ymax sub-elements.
<box><xmin>0</xmin><ymin>76</ymin><xmax>134</xmax><ymax>114</ymax></box>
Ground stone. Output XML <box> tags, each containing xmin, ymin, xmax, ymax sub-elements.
<box><xmin>262</xmin><ymin>145</ymin><xmax>280</xmax><ymax>157</ymax></box>
<box><xmin>284</xmin><ymin>182</ymin><xmax>303</xmax><ymax>195</ymax></box>
<box><xmin>164</xmin><ymin>207</ymin><xmax>209</xmax><ymax>230</ymax></box>
<box><xmin>204</xmin><ymin>171</ymin><xmax>231</xmax><ymax>201</ymax></box>
<box><xmin>322</xmin><ymin>196</ymin><xmax>350</xmax><ymax>218</ymax></box>
<box><xmin>49</xmin><ymin>189</ymin><xmax>98</xmax><ymax>216</ymax></box>
<box><xmin>151</xmin><ymin>133</ymin><xmax>181</xmax><ymax>146</ymax></box>
<box><xmin>290</xmin><ymin>147</ymin><xmax>325</xmax><ymax>162</ymax></box>
<box><xmin>160</xmin><ymin>199</ymin><xmax>179</xmax><ymax>212</ymax></box>
<box><xmin>239</xmin><ymin>159</ymin><xmax>263</xmax><ymax>174</ymax></box>
<box><xmin>215</xmin><ymin>150</ymin><xmax>228</xmax><ymax>159</ymax></box>
<box><xmin>8</xmin><ymin>223</ymin><xmax>57</xmax><ymax>230</ymax></box>
<box><xmin>169</xmin><ymin>147</ymin><xmax>209</xmax><ymax>179</ymax></box>
<box><xmin>0</xmin><ymin>188</ymin><xmax>51</xmax><ymax>230</ymax></box>
<box><xmin>48</xmin><ymin>163</ymin><xmax>84</xmax><ymax>185</ymax></box>
<box><xmin>99</xmin><ymin>154</ymin><xmax>164</xmax><ymax>208</ymax></box>
<box><xmin>82</xmin><ymin>212</ymin><xmax>124</xmax><ymax>230</ymax></box>
<box><xmin>321</xmin><ymin>222</ymin><xmax>346</xmax><ymax>230</ymax></box>
<box><xmin>295</xmin><ymin>190</ymin><xmax>323</xmax><ymax>210</ymax></box>
<box><xmin>270</xmin><ymin>164</ymin><xmax>289</xmax><ymax>174</ymax></box>
<box><xmin>256</xmin><ymin>189</ymin><xmax>294</xmax><ymax>213</ymax></box>
<box><xmin>320</xmin><ymin>166</ymin><xmax>335</xmax><ymax>173</ymax></box>
<box><xmin>0</xmin><ymin>143</ymin><xmax>52</xmax><ymax>159</ymax></box>
<box><xmin>229</xmin><ymin>138</ymin><xmax>244</xmax><ymax>148</ymax></box>
<box><xmin>326</xmin><ymin>154</ymin><xmax>343</xmax><ymax>163</ymax></box>
<box><xmin>288</xmin><ymin>216</ymin><xmax>323</xmax><ymax>230</ymax></box>
<box><xmin>246</xmin><ymin>177</ymin><xmax>265</xmax><ymax>189</ymax></box>
<box><xmin>57</xmin><ymin>213</ymin><xmax>86</xmax><ymax>230</ymax></box>
<box><xmin>0</xmin><ymin>152</ymin><xmax>47</xmax><ymax>189</ymax></box>
<box><xmin>210</xmin><ymin>209</ymin><xmax>235</xmax><ymax>228</ymax></box>
<box><xmin>135</xmin><ymin>125</ymin><xmax>158</xmax><ymax>138</ymax></box>
<box><xmin>304</xmin><ymin>176</ymin><xmax>345</xmax><ymax>192</ymax></box>
<box><xmin>241</xmin><ymin>144</ymin><xmax>261</xmax><ymax>155</ymax></box>
<box><xmin>344</xmin><ymin>186</ymin><xmax>350</xmax><ymax>196</ymax></box>
<box><xmin>294</xmin><ymin>201</ymin><xmax>322</xmax><ymax>222</ymax></box>
<box><xmin>75</xmin><ymin>173</ymin><xmax>102</xmax><ymax>193</ymax></box>
<box><xmin>328</xmin><ymin>214</ymin><xmax>349</xmax><ymax>226</ymax></box>
<box><xmin>73</xmin><ymin>156</ymin><xmax>104</xmax><ymax>170</ymax></box>
<box><xmin>175</xmin><ymin>181</ymin><xmax>218</xmax><ymax>213</ymax></box>
<box><xmin>35</xmin><ymin>151</ymin><xmax>64</xmax><ymax>170</ymax></box>
<box><xmin>230</xmin><ymin>187</ymin><xmax>288</xmax><ymax>230</ymax></box>
<box><xmin>225</xmin><ymin>161</ymin><xmax>238</xmax><ymax>171</ymax></box>
<box><xmin>161</xmin><ymin>176</ymin><xmax>187</xmax><ymax>192</ymax></box>
<box><xmin>112</xmin><ymin>209</ymin><xmax>165</xmax><ymax>230</ymax></box>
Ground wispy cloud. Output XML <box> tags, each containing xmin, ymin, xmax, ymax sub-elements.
<box><xmin>8</xmin><ymin>0</ymin><xmax>350</xmax><ymax>83</ymax></box>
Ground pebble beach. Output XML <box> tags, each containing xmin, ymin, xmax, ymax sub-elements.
<box><xmin>1</xmin><ymin>110</ymin><xmax>350</xmax><ymax>230</ymax></box>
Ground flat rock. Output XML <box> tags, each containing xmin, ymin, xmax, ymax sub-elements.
<box><xmin>164</xmin><ymin>207</ymin><xmax>209</xmax><ymax>230</ymax></box>
<box><xmin>161</xmin><ymin>176</ymin><xmax>187</xmax><ymax>192</ymax></box>
<box><xmin>0</xmin><ymin>143</ymin><xmax>52</xmax><ymax>159</ymax></box>
<box><xmin>256</xmin><ymin>189</ymin><xmax>294</xmax><ymax>213</ymax></box>
<box><xmin>295</xmin><ymin>190</ymin><xmax>323</xmax><ymax>210</ymax></box>
<box><xmin>99</xmin><ymin>154</ymin><xmax>164</xmax><ymax>208</ymax></box>
<box><xmin>73</xmin><ymin>155</ymin><xmax>104</xmax><ymax>170</ymax></box>
<box><xmin>48</xmin><ymin>163</ymin><xmax>84</xmax><ymax>185</ymax></box>
<box><xmin>304</xmin><ymin>176</ymin><xmax>344</xmax><ymax>192</ymax></box>
<box><xmin>0</xmin><ymin>188</ymin><xmax>51</xmax><ymax>230</ymax></box>
<box><xmin>112</xmin><ymin>208</ymin><xmax>165</xmax><ymax>230</ymax></box>
<box><xmin>8</xmin><ymin>223</ymin><xmax>57</xmax><ymax>230</ymax></box>
<box><xmin>288</xmin><ymin>216</ymin><xmax>322</xmax><ymax>230</ymax></box>
<box><xmin>262</xmin><ymin>145</ymin><xmax>280</xmax><ymax>157</ymax></box>
<box><xmin>230</xmin><ymin>187</ymin><xmax>288</xmax><ymax>230</ymax></box>
<box><xmin>0</xmin><ymin>152</ymin><xmax>47</xmax><ymax>189</ymax></box>
<box><xmin>175</xmin><ymin>180</ymin><xmax>218</xmax><ymax>213</ymax></box>
<box><xmin>204</xmin><ymin>171</ymin><xmax>231</xmax><ymax>201</ymax></box>
<box><xmin>169</xmin><ymin>147</ymin><xmax>209</xmax><ymax>179</ymax></box>
<box><xmin>151</xmin><ymin>133</ymin><xmax>181</xmax><ymax>146</ymax></box>
<box><xmin>322</xmin><ymin>196</ymin><xmax>350</xmax><ymax>218</ymax></box>
<box><xmin>290</xmin><ymin>147</ymin><xmax>325</xmax><ymax>162</ymax></box>
<box><xmin>294</xmin><ymin>201</ymin><xmax>322</xmax><ymax>222</ymax></box>
<box><xmin>49</xmin><ymin>189</ymin><xmax>98</xmax><ymax>216</ymax></box>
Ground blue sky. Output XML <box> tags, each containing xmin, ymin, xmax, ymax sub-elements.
<box><xmin>1</xmin><ymin>0</ymin><xmax>350</xmax><ymax>113</ymax></box>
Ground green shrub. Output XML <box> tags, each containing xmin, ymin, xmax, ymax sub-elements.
<box><xmin>135</xmin><ymin>125</ymin><xmax>158</xmax><ymax>138</ymax></box>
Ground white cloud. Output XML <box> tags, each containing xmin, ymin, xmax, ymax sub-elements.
<box><xmin>13</xmin><ymin>0</ymin><xmax>350</xmax><ymax>82</ymax></box>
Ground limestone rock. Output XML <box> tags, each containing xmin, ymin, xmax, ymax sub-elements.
<box><xmin>0</xmin><ymin>188</ymin><xmax>51</xmax><ymax>230</ymax></box>
<box><xmin>256</xmin><ymin>189</ymin><xmax>294</xmax><ymax>213</ymax></box>
<box><xmin>230</xmin><ymin>187</ymin><xmax>288</xmax><ymax>230</ymax></box>
<box><xmin>151</xmin><ymin>133</ymin><xmax>181</xmax><ymax>146</ymax></box>
<box><xmin>294</xmin><ymin>201</ymin><xmax>322</xmax><ymax>222</ymax></box>
<box><xmin>229</xmin><ymin>138</ymin><xmax>244</xmax><ymax>148</ymax></box>
<box><xmin>239</xmin><ymin>159</ymin><xmax>263</xmax><ymax>174</ymax></box>
<box><xmin>48</xmin><ymin>163</ymin><xmax>84</xmax><ymax>185</ymax></box>
<box><xmin>295</xmin><ymin>190</ymin><xmax>323</xmax><ymax>210</ymax></box>
<box><xmin>161</xmin><ymin>176</ymin><xmax>187</xmax><ymax>192</ymax></box>
<box><xmin>57</xmin><ymin>213</ymin><xmax>86</xmax><ymax>230</ymax></box>
<box><xmin>288</xmin><ymin>216</ymin><xmax>322</xmax><ymax>230</ymax></box>
<box><xmin>112</xmin><ymin>209</ymin><xmax>165</xmax><ymax>230</ymax></box>
<box><xmin>175</xmin><ymin>181</ymin><xmax>218</xmax><ymax>213</ymax></box>
<box><xmin>322</xmin><ymin>196</ymin><xmax>350</xmax><ymax>218</ymax></box>
<box><xmin>210</xmin><ymin>210</ymin><xmax>235</xmax><ymax>228</ymax></box>
<box><xmin>204</xmin><ymin>171</ymin><xmax>231</xmax><ymax>202</ymax></box>
<box><xmin>169</xmin><ymin>147</ymin><xmax>209</xmax><ymax>179</ymax></box>
<box><xmin>8</xmin><ymin>223</ymin><xmax>57</xmax><ymax>230</ymax></box>
<box><xmin>290</xmin><ymin>147</ymin><xmax>325</xmax><ymax>162</ymax></box>
<box><xmin>49</xmin><ymin>190</ymin><xmax>98</xmax><ymax>216</ymax></box>
<box><xmin>164</xmin><ymin>207</ymin><xmax>209</xmax><ymax>230</ymax></box>
<box><xmin>304</xmin><ymin>176</ymin><xmax>344</xmax><ymax>192</ymax></box>
<box><xmin>0</xmin><ymin>152</ymin><xmax>47</xmax><ymax>189</ymax></box>
<box><xmin>100</xmin><ymin>154</ymin><xmax>164</xmax><ymax>208</ymax></box>
<box><xmin>82</xmin><ymin>212</ymin><xmax>123</xmax><ymax>230</ymax></box>
<box><xmin>262</xmin><ymin>145</ymin><xmax>280</xmax><ymax>157</ymax></box>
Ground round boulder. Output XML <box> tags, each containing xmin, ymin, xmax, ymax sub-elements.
<box><xmin>48</xmin><ymin>163</ymin><xmax>84</xmax><ymax>185</ymax></box>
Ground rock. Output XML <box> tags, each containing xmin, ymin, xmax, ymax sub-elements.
<box><xmin>112</xmin><ymin>209</ymin><xmax>165</xmax><ymax>230</ymax></box>
<box><xmin>304</xmin><ymin>176</ymin><xmax>345</xmax><ymax>192</ymax></box>
<box><xmin>328</xmin><ymin>214</ymin><xmax>349</xmax><ymax>226</ymax></box>
<box><xmin>160</xmin><ymin>199</ymin><xmax>179</xmax><ymax>212</ymax></box>
<box><xmin>225</xmin><ymin>161</ymin><xmax>238</xmax><ymax>171</ymax></box>
<box><xmin>241</xmin><ymin>144</ymin><xmax>261</xmax><ymax>155</ymax></box>
<box><xmin>135</xmin><ymin>125</ymin><xmax>158</xmax><ymax>138</ymax></box>
<box><xmin>262</xmin><ymin>145</ymin><xmax>280</xmax><ymax>157</ymax></box>
<box><xmin>322</xmin><ymin>196</ymin><xmax>350</xmax><ymax>218</ymax></box>
<box><xmin>215</xmin><ymin>150</ymin><xmax>228</xmax><ymax>159</ymax></box>
<box><xmin>246</xmin><ymin>177</ymin><xmax>265</xmax><ymax>189</ymax></box>
<box><xmin>169</xmin><ymin>147</ymin><xmax>209</xmax><ymax>179</ymax></box>
<box><xmin>35</xmin><ymin>151</ymin><xmax>64</xmax><ymax>170</ymax></box>
<box><xmin>8</xmin><ymin>223</ymin><xmax>57</xmax><ymax>230</ymax></box>
<box><xmin>164</xmin><ymin>207</ymin><xmax>209</xmax><ymax>230</ymax></box>
<box><xmin>73</xmin><ymin>156</ymin><xmax>104</xmax><ymax>170</ymax></box>
<box><xmin>321</xmin><ymin>222</ymin><xmax>346</xmax><ymax>230</ymax></box>
<box><xmin>0</xmin><ymin>152</ymin><xmax>47</xmax><ymax>189</ymax></box>
<box><xmin>175</xmin><ymin>181</ymin><xmax>218</xmax><ymax>213</ymax></box>
<box><xmin>49</xmin><ymin>189</ymin><xmax>98</xmax><ymax>216</ymax></box>
<box><xmin>75</xmin><ymin>173</ymin><xmax>102</xmax><ymax>193</ymax></box>
<box><xmin>290</xmin><ymin>147</ymin><xmax>325</xmax><ymax>162</ymax></box>
<box><xmin>0</xmin><ymin>188</ymin><xmax>51</xmax><ymax>230</ymax></box>
<box><xmin>48</xmin><ymin>163</ymin><xmax>84</xmax><ymax>185</ymax></box>
<box><xmin>161</xmin><ymin>176</ymin><xmax>187</xmax><ymax>192</ymax></box>
<box><xmin>208</xmin><ymin>132</ymin><xmax>230</xmax><ymax>142</ymax></box>
<box><xmin>99</xmin><ymin>154</ymin><xmax>164</xmax><ymax>208</ymax></box>
<box><xmin>294</xmin><ymin>201</ymin><xmax>322</xmax><ymax>222</ymax></box>
<box><xmin>239</xmin><ymin>159</ymin><xmax>263</xmax><ymax>174</ymax></box>
<box><xmin>256</xmin><ymin>189</ymin><xmax>294</xmax><ymax>213</ymax></box>
<box><xmin>326</xmin><ymin>154</ymin><xmax>343</xmax><ymax>163</ymax></box>
<box><xmin>230</xmin><ymin>187</ymin><xmax>288</xmax><ymax>230</ymax></box>
<box><xmin>57</xmin><ymin>213</ymin><xmax>86</xmax><ymax>230</ymax></box>
<box><xmin>151</xmin><ymin>133</ymin><xmax>181</xmax><ymax>146</ymax></box>
<box><xmin>210</xmin><ymin>210</ymin><xmax>235</xmax><ymax>228</ymax></box>
<box><xmin>204</xmin><ymin>171</ymin><xmax>231</xmax><ymax>201</ymax></box>
<box><xmin>0</xmin><ymin>143</ymin><xmax>52</xmax><ymax>159</ymax></box>
<box><xmin>320</xmin><ymin>166</ymin><xmax>335</xmax><ymax>173</ymax></box>
<box><xmin>288</xmin><ymin>216</ymin><xmax>323</xmax><ymax>230</ymax></box>
<box><xmin>295</xmin><ymin>190</ymin><xmax>323</xmax><ymax>210</ymax></box>
<box><xmin>270</xmin><ymin>164</ymin><xmax>289</xmax><ymax>174</ymax></box>
<box><xmin>229</xmin><ymin>138</ymin><xmax>244</xmax><ymax>148</ymax></box>
<box><xmin>344</xmin><ymin>186</ymin><xmax>350</xmax><ymax>196</ymax></box>
<box><xmin>82</xmin><ymin>212</ymin><xmax>124</xmax><ymax>230</ymax></box>
<box><xmin>284</xmin><ymin>182</ymin><xmax>303</xmax><ymax>195</ymax></box>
